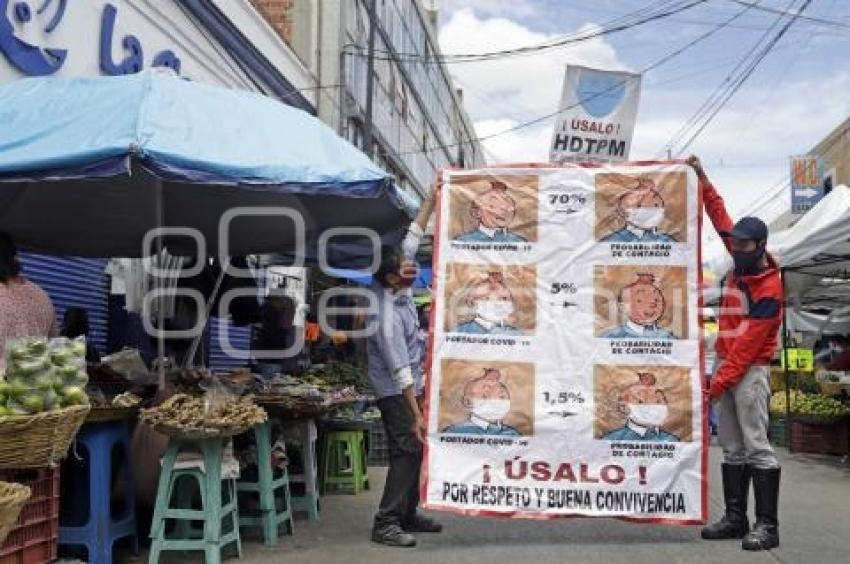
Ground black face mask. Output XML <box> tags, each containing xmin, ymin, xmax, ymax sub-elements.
<box><xmin>732</xmin><ymin>242</ymin><xmax>766</xmax><ymax>276</ymax></box>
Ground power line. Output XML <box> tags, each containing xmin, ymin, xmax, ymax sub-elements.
<box><xmin>660</xmin><ymin>0</ymin><xmax>786</xmax><ymax>156</ymax></box>
<box><xmin>346</xmin><ymin>0</ymin><xmax>711</xmax><ymax>65</ymax></box>
<box><xmin>726</xmin><ymin>0</ymin><xmax>850</xmax><ymax>30</ymax></box>
<box><xmin>716</xmin><ymin>0</ymin><xmax>838</xmax><ymax>163</ymax></box>
<box><xmin>674</xmin><ymin>0</ymin><xmax>814</xmax><ymax>155</ymax></box>
<box><xmin>396</xmin><ymin>0</ymin><xmax>754</xmax><ymax>158</ymax></box>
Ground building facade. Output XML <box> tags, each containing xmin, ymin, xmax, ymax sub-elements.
<box><xmin>810</xmin><ymin>117</ymin><xmax>850</xmax><ymax>194</ymax></box>
<box><xmin>254</xmin><ymin>0</ymin><xmax>485</xmax><ymax>201</ymax></box>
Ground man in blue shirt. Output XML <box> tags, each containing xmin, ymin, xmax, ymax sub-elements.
<box><xmin>602</xmin><ymin>373</ymin><xmax>680</xmax><ymax>442</ymax></box>
<box><xmin>442</xmin><ymin>368</ymin><xmax>522</xmax><ymax>436</ymax></box>
<box><xmin>455</xmin><ymin>180</ymin><xmax>527</xmax><ymax>243</ymax></box>
<box><xmin>367</xmin><ymin>193</ymin><xmax>441</xmax><ymax>548</ymax></box>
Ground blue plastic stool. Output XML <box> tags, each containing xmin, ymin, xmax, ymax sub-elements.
<box><xmin>59</xmin><ymin>420</ymin><xmax>139</xmax><ymax>564</ymax></box>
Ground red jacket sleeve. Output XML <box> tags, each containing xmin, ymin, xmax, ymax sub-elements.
<box><xmin>701</xmin><ymin>177</ymin><xmax>735</xmax><ymax>253</ymax></box>
<box><xmin>710</xmin><ymin>297</ymin><xmax>782</xmax><ymax>397</ymax></box>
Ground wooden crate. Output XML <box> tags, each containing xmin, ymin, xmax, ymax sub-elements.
<box><xmin>790</xmin><ymin>419</ymin><xmax>849</xmax><ymax>456</ymax></box>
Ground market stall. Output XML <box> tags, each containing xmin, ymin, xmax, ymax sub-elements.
<box><xmin>0</xmin><ymin>70</ymin><xmax>409</xmax><ymax>562</ymax></box>
<box><xmin>704</xmin><ymin>186</ymin><xmax>850</xmax><ymax>457</ymax></box>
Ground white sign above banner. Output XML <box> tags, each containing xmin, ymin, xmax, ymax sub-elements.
<box><xmin>424</xmin><ymin>162</ymin><xmax>705</xmax><ymax>523</ymax></box>
<box><xmin>550</xmin><ymin>65</ymin><xmax>642</xmax><ymax>163</ymax></box>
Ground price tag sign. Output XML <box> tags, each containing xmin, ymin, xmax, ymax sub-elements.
<box><xmin>781</xmin><ymin>348</ymin><xmax>814</xmax><ymax>372</ymax></box>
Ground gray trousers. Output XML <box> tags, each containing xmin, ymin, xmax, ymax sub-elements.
<box><xmin>716</xmin><ymin>364</ymin><xmax>780</xmax><ymax>469</ymax></box>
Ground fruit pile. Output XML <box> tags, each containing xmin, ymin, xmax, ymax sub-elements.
<box><xmin>0</xmin><ymin>338</ymin><xmax>90</xmax><ymax>415</ymax></box>
<box><xmin>304</xmin><ymin>362</ymin><xmax>370</xmax><ymax>392</ymax></box>
<box><xmin>769</xmin><ymin>390</ymin><xmax>804</xmax><ymax>415</ymax></box>
<box><xmin>790</xmin><ymin>393</ymin><xmax>850</xmax><ymax>420</ymax></box>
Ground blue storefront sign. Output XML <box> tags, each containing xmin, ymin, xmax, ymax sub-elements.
<box><xmin>0</xmin><ymin>0</ymin><xmax>180</xmax><ymax>77</ymax></box>
<box><xmin>790</xmin><ymin>155</ymin><xmax>825</xmax><ymax>216</ymax></box>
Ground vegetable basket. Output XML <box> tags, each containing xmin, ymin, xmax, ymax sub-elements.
<box><xmin>0</xmin><ymin>405</ymin><xmax>90</xmax><ymax>468</ymax></box>
<box><xmin>0</xmin><ymin>481</ymin><xmax>31</xmax><ymax>544</ymax></box>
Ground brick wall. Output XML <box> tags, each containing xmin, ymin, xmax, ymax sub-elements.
<box><xmin>251</xmin><ymin>0</ymin><xmax>294</xmax><ymax>43</ymax></box>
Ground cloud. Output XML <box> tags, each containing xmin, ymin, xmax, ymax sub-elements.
<box><xmin>440</xmin><ymin>0</ymin><xmax>539</xmax><ymax>19</ymax></box>
<box><xmin>472</xmin><ymin>118</ymin><xmax>554</xmax><ymax>164</ymax></box>
<box><xmin>439</xmin><ymin>9</ymin><xmax>623</xmax><ymax>165</ymax></box>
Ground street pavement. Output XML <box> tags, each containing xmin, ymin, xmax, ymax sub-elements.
<box><xmin>136</xmin><ymin>443</ymin><xmax>848</xmax><ymax>564</ymax></box>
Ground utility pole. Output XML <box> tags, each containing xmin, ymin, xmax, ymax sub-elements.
<box><xmin>362</xmin><ymin>0</ymin><xmax>377</xmax><ymax>159</ymax></box>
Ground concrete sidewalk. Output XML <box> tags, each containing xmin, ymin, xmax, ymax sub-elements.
<box><xmin>142</xmin><ymin>445</ymin><xmax>849</xmax><ymax>564</ymax></box>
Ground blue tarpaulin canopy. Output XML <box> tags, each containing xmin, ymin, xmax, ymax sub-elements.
<box><xmin>0</xmin><ymin>70</ymin><xmax>411</xmax><ymax>262</ymax></box>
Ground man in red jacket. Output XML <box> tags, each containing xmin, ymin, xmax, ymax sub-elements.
<box><xmin>688</xmin><ymin>156</ymin><xmax>782</xmax><ymax>551</ymax></box>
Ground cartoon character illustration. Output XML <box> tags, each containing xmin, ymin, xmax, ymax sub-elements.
<box><xmin>602</xmin><ymin>273</ymin><xmax>677</xmax><ymax>339</ymax></box>
<box><xmin>453</xmin><ymin>272</ymin><xmax>523</xmax><ymax>335</ymax></box>
<box><xmin>0</xmin><ymin>0</ymin><xmax>68</xmax><ymax>76</ymax></box>
<box><xmin>601</xmin><ymin>177</ymin><xmax>677</xmax><ymax>243</ymax></box>
<box><xmin>602</xmin><ymin>372</ymin><xmax>679</xmax><ymax>442</ymax></box>
<box><xmin>455</xmin><ymin>180</ymin><xmax>527</xmax><ymax>243</ymax></box>
<box><xmin>442</xmin><ymin>368</ymin><xmax>522</xmax><ymax>436</ymax></box>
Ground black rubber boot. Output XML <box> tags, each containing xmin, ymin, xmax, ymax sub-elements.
<box><xmin>701</xmin><ymin>463</ymin><xmax>751</xmax><ymax>540</ymax></box>
<box><xmin>742</xmin><ymin>467</ymin><xmax>780</xmax><ymax>551</ymax></box>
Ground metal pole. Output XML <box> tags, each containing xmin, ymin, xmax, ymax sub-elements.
<box><xmin>781</xmin><ymin>268</ymin><xmax>792</xmax><ymax>451</ymax></box>
<box><xmin>155</xmin><ymin>178</ymin><xmax>166</xmax><ymax>389</ymax></box>
<box><xmin>362</xmin><ymin>0</ymin><xmax>377</xmax><ymax>158</ymax></box>
<box><xmin>184</xmin><ymin>263</ymin><xmax>227</xmax><ymax>369</ymax></box>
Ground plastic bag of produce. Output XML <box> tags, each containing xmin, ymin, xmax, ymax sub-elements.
<box><xmin>5</xmin><ymin>399</ymin><xmax>30</xmax><ymax>415</ymax></box>
<box><xmin>48</xmin><ymin>337</ymin><xmax>86</xmax><ymax>370</ymax></box>
<box><xmin>2</xmin><ymin>377</ymin><xmax>33</xmax><ymax>399</ymax></box>
<box><xmin>60</xmin><ymin>385</ymin><xmax>88</xmax><ymax>406</ymax></box>
<box><xmin>101</xmin><ymin>348</ymin><xmax>152</xmax><ymax>384</ymax></box>
<box><xmin>5</xmin><ymin>338</ymin><xmax>48</xmax><ymax>365</ymax></box>
<box><xmin>199</xmin><ymin>372</ymin><xmax>237</xmax><ymax>417</ymax></box>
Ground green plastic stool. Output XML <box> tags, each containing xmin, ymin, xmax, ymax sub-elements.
<box><xmin>148</xmin><ymin>437</ymin><xmax>241</xmax><ymax>564</ymax></box>
<box><xmin>237</xmin><ymin>422</ymin><xmax>295</xmax><ymax>545</ymax></box>
<box><xmin>321</xmin><ymin>430</ymin><xmax>369</xmax><ymax>495</ymax></box>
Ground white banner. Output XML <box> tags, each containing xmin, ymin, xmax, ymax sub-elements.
<box><xmin>550</xmin><ymin>66</ymin><xmax>642</xmax><ymax>163</ymax></box>
<box><xmin>423</xmin><ymin>162</ymin><xmax>705</xmax><ymax>523</ymax></box>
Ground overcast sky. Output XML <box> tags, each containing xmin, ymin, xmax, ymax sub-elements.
<box><xmin>437</xmin><ymin>0</ymin><xmax>850</xmax><ymax>232</ymax></box>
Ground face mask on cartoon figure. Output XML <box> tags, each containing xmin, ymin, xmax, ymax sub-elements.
<box><xmin>475</xmin><ymin>299</ymin><xmax>514</xmax><ymax>323</ymax></box>
<box><xmin>628</xmin><ymin>403</ymin><xmax>669</xmax><ymax>427</ymax></box>
<box><xmin>626</xmin><ymin>207</ymin><xmax>664</xmax><ymax>229</ymax></box>
<box><xmin>471</xmin><ymin>399</ymin><xmax>511</xmax><ymax>422</ymax></box>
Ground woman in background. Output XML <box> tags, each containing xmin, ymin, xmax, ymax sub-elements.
<box><xmin>0</xmin><ymin>232</ymin><xmax>58</xmax><ymax>371</ymax></box>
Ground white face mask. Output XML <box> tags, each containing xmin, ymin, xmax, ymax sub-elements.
<box><xmin>471</xmin><ymin>398</ymin><xmax>511</xmax><ymax>422</ymax></box>
<box><xmin>475</xmin><ymin>299</ymin><xmax>514</xmax><ymax>324</ymax></box>
<box><xmin>626</xmin><ymin>207</ymin><xmax>664</xmax><ymax>230</ymax></box>
<box><xmin>628</xmin><ymin>403</ymin><xmax>669</xmax><ymax>428</ymax></box>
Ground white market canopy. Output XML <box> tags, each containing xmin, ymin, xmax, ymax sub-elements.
<box><xmin>704</xmin><ymin>185</ymin><xmax>850</xmax><ymax>315</ymax></box>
